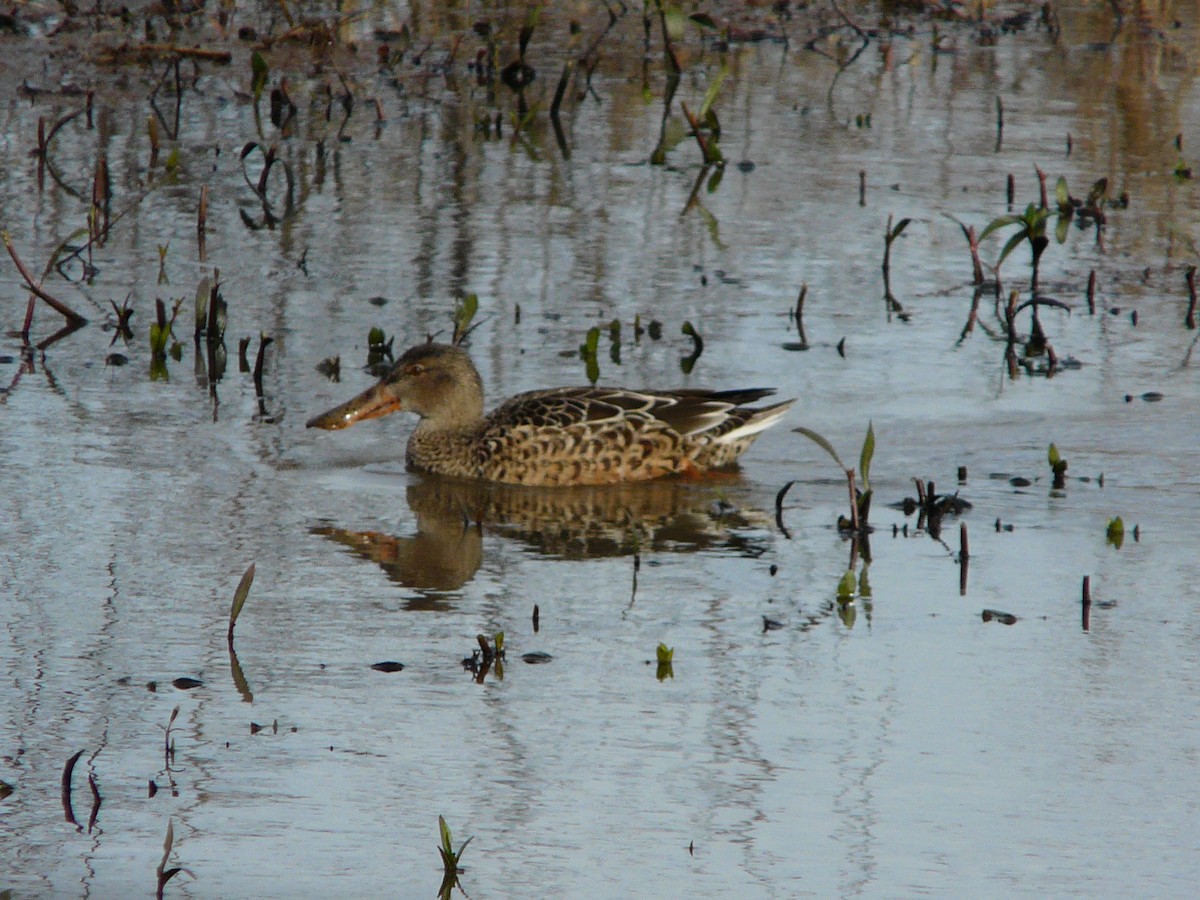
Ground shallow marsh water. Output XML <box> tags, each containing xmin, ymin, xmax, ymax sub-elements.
<box><xmin>2</xmin><ymin>2</ymin><xmax>1199</xmax><ymax>896</ymax></box>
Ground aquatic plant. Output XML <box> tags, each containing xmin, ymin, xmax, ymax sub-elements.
<box><xmin>656</xmin><ymin>642</ymin><xmax>674</xmax><ymax>681</ymax></box>
<box><xmin>228</xmin><ymin>563</ymin><xmax>254</xmax><ymax>642</ymax></box>
<box><xmin>1048</xmin><ymin>443</ymin><xmax>1068</xmax><ymax>490</ymax></box>
<box><xmin>792</xmin><ymin>421</ymin><xmax>875</xmax><ymax>533</ymax></box>
<box><xmin>150</xmin><ymin>298</ymin><xmax>183</xmax><ymax>381</ymax></box>
<box><xmin>981</xmin><ymin>201</ymin><xmax>1050</xmax><ymax>295</ymax></box>
<box><xmin>451</xmin><ymin>293</ymin><xmax>479</xmax><ymax>345</ymax></box>
<box><xmin>679</xmin><ymin>320</ymin><xmax>702</xmax><ymax>374</ymax></box>
<box><xmin>367</xmin><ymin>326</ymin><xmax>394</xmax><ymax>376</ymax></box>
<box><xmin>1106</xmin><ymin>517</ymin><xmax>1125</xmax><ymax>549</ymax></box>
<box><xmin>437</xmin><ymin>815</ymin><xmax>473</xmax><ymax>899</ymax></box>
<box><xmin>881</xmin><ymin>214</ymin><xmax>911</xmax><ymax>315</ymax></box>
<box><xmin>579</xmin><ymin>326</ymin><xmax>601</xmax><ymax>383</ymax></box>
<box><xmin>156</xmin><ymin>819</ymin><xmax>193</xmax><ymax>899</ymax></box>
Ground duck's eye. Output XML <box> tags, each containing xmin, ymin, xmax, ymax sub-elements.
<box><xmin>408</xmin><ymin>363</ymin><xmax>426</xmax><ymax>376</ymax></box>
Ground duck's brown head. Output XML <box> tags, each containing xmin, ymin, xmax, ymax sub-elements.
<box><xmin>306</xmin><ymin>342</ymin><xmax>485</xmax><ymax>431</ymax></box>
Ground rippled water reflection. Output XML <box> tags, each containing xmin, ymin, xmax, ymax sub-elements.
<box><xmin>3</xmin><ymin>2</ymin><xmax>1199</xmax><ymax>896</ymax></box>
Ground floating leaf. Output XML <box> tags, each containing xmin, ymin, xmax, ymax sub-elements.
<box><xmin>890</xmin><ymin>217</ymin><xmax>912</xmax><ymax>240</ymax></box>
<box><xmin>656</xmin><ymin>643</ymin><xmax>674</xmax><ymax>664</ymax></box>
<box><xmin>371</xmin><ymin>661</ymin><xmax>405</xmax><ymax>672</ymax></box>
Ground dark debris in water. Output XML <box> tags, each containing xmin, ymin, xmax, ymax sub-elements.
<box><xmin>982</xmin><ymin>609</ymin><xmax>1018</xmax><ymax>625</ymax></box>
<box><xmin>521</xmin><ymin>652</ymin><xmax>553</xmax><ymax>664</ymax></box>
<box><xmin>371</xmin><ymin>661</ymin><xmax>405</xmax><ymax>673</ymax></box>
<box><xmin>172</xmin><ymin>677</ymin><xmax>203</xmax><ymax>690</ymax></box>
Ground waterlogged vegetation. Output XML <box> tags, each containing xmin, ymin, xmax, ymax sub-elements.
<box><xmin>2</xmin><ymin>0</ymin><xmax>1200</xmax><ymax>896</ymax></box>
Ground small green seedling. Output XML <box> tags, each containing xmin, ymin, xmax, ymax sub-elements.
<box><xmin>437</xmin><ymin>815</ymin><xmax>473</xmax><ymax>898</ymax></box>
<box><xmin>452</xmin><ymin>293</ymin><xmax>479</xmax><ymax>345</ymax></box>
<box><xmin>794</xmin><ymin>421</ymin><xmax>875</xmax><ymax>532</ymax></box>
<box><xmin>981</xmin><ymin>201</ymin><xmax>1051</xmax><ymax>294</ymax></box>
<box><xmin>1106</xmin><ymin>516</ymin><xmax>1125</xmax><ymax>549</ymax></box>
<box><xmin>655</xmin><ymin>642</ymin><xmax>674</xmax><ymax>681</ymax></box>
<box><xmin>228</xmin><ymin>562</ymin><xmax>254</xmax><ymax>643</ymax></box>
<box><xmin>1048</xmin><ymin>443</ymin><xmax>1068</xmax><ymax>490</ymax></box>
<box><xmin>579</xmin><ymin>326</ymin><xmax>600</xmax><ymax>384</ymax></box>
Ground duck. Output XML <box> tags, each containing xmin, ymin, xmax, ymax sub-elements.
<box><xmin>306</xmin><ymin>342</ymin><xmax>795</xmax><ymax>487</ymax></box>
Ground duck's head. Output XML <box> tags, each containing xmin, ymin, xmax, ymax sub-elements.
<box><xmin>306</xmin><ymin>342</ymin><xmax>484</xmax><ymax>431</ymax></box>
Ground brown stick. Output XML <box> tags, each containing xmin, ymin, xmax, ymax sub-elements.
<box><xmin>679</xmin><ymin>102</ymin><xmax>715</xmax><ymax>164</ymax></box>
<box><xmin>1081</xmin><ymin>575</ymin><xmax>1091</xmax><ymax>632</ymax></box>
<box><xmin>2</xmin><ymin>232</ymin><xmax>88</xmax><ymax>325</ymax></box>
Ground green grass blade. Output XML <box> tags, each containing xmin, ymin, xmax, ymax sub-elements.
<box><xmin>859</xmin><ymin>421</ymin><xmax>875</xmax><ymax>491</ymax></box>
<box><xmin>230</xmin><ymin>563</ymin><xmax>255</xmax><ymax>628</ymax></box>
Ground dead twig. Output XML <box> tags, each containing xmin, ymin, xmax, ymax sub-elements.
<box><xmin>3</xmin><ymin>232</ymin><xmax>87</xmax><ymax>325</ymax></box>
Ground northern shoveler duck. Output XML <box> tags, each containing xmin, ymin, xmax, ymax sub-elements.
<box><xmin>306</xmin><ymin>342</ymin><xmax>795</xmax><ymax>487</ymax></box>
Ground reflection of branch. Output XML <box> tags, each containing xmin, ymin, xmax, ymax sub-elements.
<box><xmin>830</xmin><ymin>0</ymin><xmax>868</xmax><ymax>41</ymax></box>
<box><xmin>2</xmin><ymin>232</ymin><xmax>87</xmax><ymax>325</ymax></box>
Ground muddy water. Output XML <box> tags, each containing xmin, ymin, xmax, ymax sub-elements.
<box><xmin>2</xmin><ymin>3</ymin><xmax>1199</xmax><ymax>896</ymax></box>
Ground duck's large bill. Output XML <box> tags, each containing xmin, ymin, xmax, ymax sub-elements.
<box><xmin>306</xmin><ymin>382</ymin><xmax>401</xmax><ymax>430</ymax></box>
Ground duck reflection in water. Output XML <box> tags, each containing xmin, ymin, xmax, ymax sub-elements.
<box><xmin>311</xmin><ymin>474</ymin><xmax>774</xmax><ymax>596</ymax></box>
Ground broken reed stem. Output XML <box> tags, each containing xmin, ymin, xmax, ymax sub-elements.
<box><xmin>1186</xmin><ymin>265</ymin><xmax>1197</xmax><ymax>330</ymax></box>
<box><xmin>1006</xmin><ymin>173</ymin><xmax>1015</xmax><ymax>208</ymax></box>
<box><xmin>795</xmin><ymin>283</ymin><xmax>808</xmax><ymax>346</ymax></box>
<box><xmin>92</xmin><ymin>154</ymin><xmax>110</xmax><ymax>244</ymax></box>
<box><xmin>197</xmin><ymin>186</ymin><xmax>209</xmax><ymax>233</ymax></box>
<box><xmin>1035</xmin><ymin>165</ymin><xmax>1048</xmax><ymax>208</ymax></box>
<box><xmin>1087</xmin><ymin>270</ymin><xmax>1097</xmax><ymax>314</ymax></box>
<box><xmin>253</xmin><ymin>334</ymin><xmax>272</xmax><ymax>394</ymax></box>
<box><xmin>858</xmin><ymin>170</ymin><xmax>866</xmax><ymax>206</ymax></box>
<box><xmin>2</xmin><ymin>232</ymin><xmax>88</xmax><ymax>325</ymax></box>
<box><xmin>1081</xmin><ymin>575</ymin><xmax>1092</xmax><ymax>631</ymax></box>
<box><xmin>959</xmin><ymin>521</ymin><xmax>969</xmax><ymax>560</ymax></box>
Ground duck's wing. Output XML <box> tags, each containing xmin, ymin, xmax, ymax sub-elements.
<box><xmin>485</xmin><ymin>386</ymin><xmax>782</xmax><ymax>437</ymax></box>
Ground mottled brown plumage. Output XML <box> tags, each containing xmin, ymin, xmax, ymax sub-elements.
<box><xmin>307</xmin><ymin>343</ymin><xmax>794</xmax><ymax>486</ymax></box>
